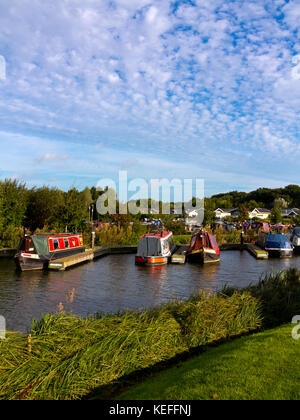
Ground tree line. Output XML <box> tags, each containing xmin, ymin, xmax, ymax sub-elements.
<box><xmin>1</xmin><ymin>179</ymin><xmax>300</xmax><ymax>247</ymax></box>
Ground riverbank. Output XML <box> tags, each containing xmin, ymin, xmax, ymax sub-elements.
<box><xmin>1</xmin><ymin>268</ymin><xmax>299</xmax><ymax>400</ymax></box>
<box><xmin>0</xmin><ymin>288</ymin><xmax>261</xmax><ymax>400</ymax></box>
<box><xmin>114</xmin><ymin>323</ymin><xmax>300</xmax><ymax>400</ymax></box>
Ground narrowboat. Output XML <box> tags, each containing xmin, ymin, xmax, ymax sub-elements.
<box><xmin>291</xmin><ymin>227</ymin><xmax>300</xmax><ymax>254</ymax></box>
<box><xmin>14</xmin><ymin>233</ymin><xmax>85</xmax><ymax>271</ymax></box>
<box><xmin>257</xmin><ymin>232</ymin><xmax>293</xmax><ymax>258</ymax></box>
<box><xmin>135</xmin><ymin>231</ymin><xmax>176</xmax><ymax>266</ymax></box>
<box><xmin>187</xmin><ymin>230</ymin><xmax>220</xmax><ymax>264</ymax></box>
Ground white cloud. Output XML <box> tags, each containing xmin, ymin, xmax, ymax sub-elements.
<box><xmin>0</xmin><ymin>0</ymin><xmax>299</xmax><ymax>192</ymax></box>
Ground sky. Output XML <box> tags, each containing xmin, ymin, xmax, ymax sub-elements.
<box><xmin>0</xmin><ymin>0</ymin><xmax>300</xmax><ymax>197</ymax></box>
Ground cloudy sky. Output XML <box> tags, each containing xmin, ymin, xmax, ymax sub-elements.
<box><xmin>0</xmin><ymin>0</ymin><xmax>300</xmax><ymax>196</ymax></box>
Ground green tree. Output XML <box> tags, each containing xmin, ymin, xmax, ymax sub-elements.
<box><xmin>238</xmin><ymin>204</ymin><xmax>249</xmax><ymax>222</ymax></box>
<box><xmin>270</xmin><ymin>204</ymin><xmax>282</xmax><ymax>224</ymax></box>
<box><xmin>25</xmin><ymin>187</ymin><xmax>65</xmax><ymax>231</ymax></box>
<box><xmin>273</xmin><ymin>197</ymin><xmax>289</xmax><ymax>209</ymax></box>
<box><xmin>0</xmin><ymin>179</ymin><xmax>27</xmax><ymax>228</ymax></box>
<box><xmin>81</xmin><ymin>187</ymin><xmax>93</xmax><ymax>210</ymax></box>
<box><xmin>58</xmin><ymin>188</ymin><xmax>88</xmax><ymax>232</ymax></box>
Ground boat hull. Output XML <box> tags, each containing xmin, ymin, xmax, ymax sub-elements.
<box><xmin>15</xmin><ymin>247</ymin><xmax>86</xmax><ymax>271</ymax></box>
<box><xmin>187</xmin><ymin>248</ymin><xmax>220</xmax><ymax>264</ymax></box>
<box><xmin>293</xmin><ymin>246</ymin><xmax>300</xmax><ymax>254</ymax></box>
<box><xmin>135</xmin><ymin>256</ymin><xmax>169</xmax><ymax>266</ymax></box>
<box><xmin>266</xmin><ymin>248</ymin><xmax>293</xmax><ymax>258</ymax></box>
<box><xmin>15</xmin><ymin>255</ymin><xmax>48</xmax><ymax>271</ymax></box>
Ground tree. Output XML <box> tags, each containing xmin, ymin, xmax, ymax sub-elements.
<box><xmin>273</xmin><ymin>197</ymin><xmax>289</xmax><ymax>209</ymax></box>
<box><xmin>58</xmin><ymin>188</ymin><xmax>88</xmax><ymax>232</ymax></box>
<box><xmin>0</xmin><ymin>179</ymin><xmax>27</xmax><ymax>228</ymax></box>
<box><xmin>270</xmin><ymin>204</ymin><xmax>282</xmax><ymax>224</ymax></box>
<box><xmin>25</xmin><ymin>187</ymin><xmax>65</xmax><ymax>231</ymax></box>
<box><xmin>81</xmin><ymin>187</ymin><xmax>93</xmax><ymax>210</ymax></box>
<box><xmin>238</xmin><ymin>204</ymin><xmax>249</xmax><ymax>222</ymax></box>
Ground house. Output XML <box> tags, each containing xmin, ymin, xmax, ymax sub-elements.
<box><xmin>187</xmin><ymin>209</ymin><xmax>199</xmax><ymax>218</ymax></box>
<box><xmin>248</xmin><ymin>208</ymin><xmax>271</xmax><ymax>220</ymax></box>
<box><xmin>214</xmin><ymin>208</ymin><xmax>238</xmax><ymax>219</ymax></box>
<box><xmin>185</xmin><ymin>218</ymin><xmax>201</xmax><ymax>231</ymax></box>
<box><xmin>281</xmin><ymin>208</ymin><xmax>300</xmax><ymax>219</ymax></box>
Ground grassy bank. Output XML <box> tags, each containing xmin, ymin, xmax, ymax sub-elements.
<box><xmin>0</xmin><ymin>291</ymin><xmax>260</xmax><ymax>400</ymax></box>
<box><xmin>1</xmin><ymin>268</ymin><xmax>299</xmax><ymax>400</ymax></box>
<box><xmin>115</xmin><ymin>323</ymin><xmax>300</xmax><ymax>400</ymax></box>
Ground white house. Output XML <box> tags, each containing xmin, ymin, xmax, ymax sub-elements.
<box><xmin>187</xmin><ymin>209</ymin><xmax>199</xmax><ymax>218</ymax></box>
<box><xmin>214</xmin><ymin>208</ymin><xmax>237</xmax><ymax>219</ymax></box>
<box><xmin>248</xmin><ymin>208</ymin><xmax>271</xmax><ymax>220</ymax></box>
<box><xmin>282</xmin><ymin>208</ymin><xmax>300</xmax><ymax>218</ymax></box>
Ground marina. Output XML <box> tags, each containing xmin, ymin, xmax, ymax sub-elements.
<box><xmin>1</xmin><ymin>249</ymin><xmax>300</xmax><ymax>333</ymax></box>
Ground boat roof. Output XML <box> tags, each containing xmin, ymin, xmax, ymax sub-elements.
<box><xmin>29</xmin><ymin>233</ymin><xmax>81</xmax><ymax>238</ymax></box>
<box><xmin>266</xmin><ymin>233</ymin><xmax>290</xmax><ymax>245</ymax></box>
<box><xmin>140</xmin><ymin>231</ymin><xmax>172</xmax><ymax>240</ymax></box>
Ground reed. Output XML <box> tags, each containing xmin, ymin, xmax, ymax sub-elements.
<box><xmin>247</xmin><ymin>268</ymin><xmax>300</xmax><ymax>328</ymax></box>
<box><xmin>0</xmin><ymin>291</ymin><xmax>261</xmax><ymax>400</ymax></box>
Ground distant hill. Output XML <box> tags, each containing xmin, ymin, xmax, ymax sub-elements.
<box><xmin>206</xmin><ymin>185</ymin><xmax>300</xmax><ymax>210</ymax></box>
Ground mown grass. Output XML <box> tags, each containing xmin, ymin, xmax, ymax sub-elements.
<box><xmin>0</xmin><ymin>291</ymin><xmax>261</xmax><ymax>400</ymax></box>
<box><xmin>115</xmin><ymin>323</ymin><xmax>300</xmax><ymax>400</ymax></box>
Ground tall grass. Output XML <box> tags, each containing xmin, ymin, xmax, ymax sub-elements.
<box><xmin>213</xmin><ymin>227</ymin><xmax>258</xmax><ymax>245</ymax></box>
<box><xmin>223</xmin><ymin>268</ymin><xmax>300</xmax><ymax>328</ymax></box>
<box><xmin>0</xmin><ymin>291</ymin><xmax>261</xmax><ymax>400</ymax></box>
<box><xmin>84</xmin><ymin>224</ymin><xmax>150</xmax><ymax>248</ymax></box>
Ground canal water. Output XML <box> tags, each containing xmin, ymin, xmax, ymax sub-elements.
<box><xmin>1</xmin><ymin>251</ymin><xmax>300</xmax><ymax>332</ymax></box>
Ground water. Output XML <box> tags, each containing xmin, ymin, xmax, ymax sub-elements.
<box><xmin>1</xmin><ymin>251</ymin><xmax>300</xmax><ymax>332</ymax></box>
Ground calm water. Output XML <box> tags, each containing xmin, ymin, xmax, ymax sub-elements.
<box><xmin>1</xmin><ymin>251</ymin><xmax>300</xmax><ymax>332</ymax></box>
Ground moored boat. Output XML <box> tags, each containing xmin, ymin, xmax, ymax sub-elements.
<box><xmin>257</xmin><ymin>232</ymin><xmax>293</xmax><ymax>258</ymax></box>
<box><xmin>291</xmin><ymin>227</ymin><xmax>300</xmax><ymax>254</ymax></box>
<box><xmin>14</xmin><ymin>233</ymin><xmax>85</xmax><ymax>271</ymax></box>
<box><xmin>187</xmin><ymin>230</ymin><xmax>220</xmax><ymax>264</ymax></box>
<box><xmin>135</xmin><ymin>231</ymin><xmax>176</xmax><ymax>266</ymax></box>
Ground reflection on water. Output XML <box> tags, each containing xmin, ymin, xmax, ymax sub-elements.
<box><xmin>1</xmin><ymin>251</ymin><xmax>300</xmax><ymax>332</ymax></box>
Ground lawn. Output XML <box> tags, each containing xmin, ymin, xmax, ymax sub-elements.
<box><xmin>115</xmin><ymin>324</ymin><xmax>300</xmax><ymax>400</ymax></box>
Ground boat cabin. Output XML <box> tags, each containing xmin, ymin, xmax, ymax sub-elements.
<box><xmin>135</xmin><ymin>231</ymin><xmax>176</xmax><ymax>265</ymax></box>
<box><xmin>15</xmin><ymin>233</ymin><xmax>85</xmax><ymax>271</ymax></box>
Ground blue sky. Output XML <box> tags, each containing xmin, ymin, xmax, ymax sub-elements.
<box><xmin>0</xmin><ymin>0</ymin><xmax>300</xmax><ymax>197</ymax></box>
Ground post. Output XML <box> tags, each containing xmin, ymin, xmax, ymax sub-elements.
<box><xmin>91</xmin><ymin>226</ymin><xmax>95</xmax><ymax>249</ymax></box>
<box><xmin>240</xmin><ymin>230</ymin><xmax>244</xmax><ymax>250</ymax></box>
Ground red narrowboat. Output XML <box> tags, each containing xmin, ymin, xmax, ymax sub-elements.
<box><xmin>187</xmin><ymin>230</ymin><xmax>220</xmax><ymax>264</ymax></box>
<box><xmin>14</xmin><ymin>233</ymin><xmax>85</xmax><ymax>271</ymax></box>
<box><xmin>135</xmin><ymin>231</ymin><xmax>176</xmax><ymax>266</ymax></box>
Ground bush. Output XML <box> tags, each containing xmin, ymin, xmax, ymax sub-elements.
<box><xmin>0</xmin><ymin>225</ymin><xmax>23</xmax><ymax>248</ymax></box>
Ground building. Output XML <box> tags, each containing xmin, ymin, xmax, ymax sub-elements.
<box><xmin>214</xmin><ymin>208</ymin><xmax>238</xmax><ymax>219</ymax></box>
<box><xmin>248</xmin><ymin>208</ymin><xmax>271</xmax><ymax>220</ymax></box>
<box><xmin>281</xmin><ymin>208</ymin><xmax>300</xmax><ymax>219</ymax></box>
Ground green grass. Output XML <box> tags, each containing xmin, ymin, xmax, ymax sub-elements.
<box><xmin>115</xmin><ymin>323</ymin><xmax>300</xmax><ymax>400</ymax></box>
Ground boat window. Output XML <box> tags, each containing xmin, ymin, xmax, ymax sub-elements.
<box><xmin>53</xmin><ymin>239</ymin><xmax>59</xmax><ymax>250</ymax></box>
<box><xmin>64</xmin><ymin>239</ymin><xmax>70</xmax><ymax>248</ymax></box>
<box><xmin>18</xmin><ymin>238</ymin><xmax>26</xmax><ymax>251</ymax></box>
<box><xmin>210</xmin><ymin>235</ymin><xmax>217</xmax><ymax>248</ymax></box>
<box><xmin>71</xmin><ymin>238</ymin><xmax>76</xmax><ymax>247</ymax></box>
<box><xmin>161</xmin><ymin>239</ymin><xmax>169</xmax><ymax>254</ymax></box>
<box><xmin>167</xmin><ymin>236</ymin><xmax>175</xmax><ymax>250</ymax></box>
<box><xmin>190</xmin><ymin>236</ymin><xmax>196</xmax><ymax>249</ymax></box>
<box><xmin>205</xmin><ymin>235</ymin><xmax>210</xmax><ymax>248</ymax></box>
